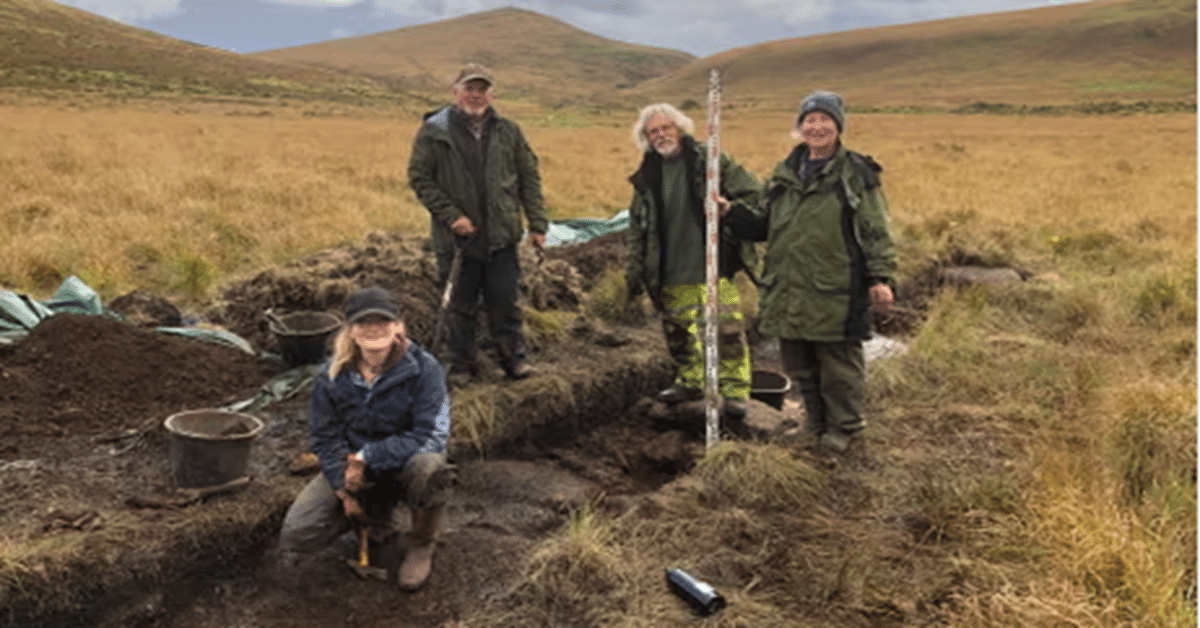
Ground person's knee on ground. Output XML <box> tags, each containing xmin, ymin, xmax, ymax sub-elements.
<box><xmin>278</xmin><ymin>474</ymin><xmax>350</xmax><ymax>555</ymax></box>
<box><xmin>276</xmin><ymin>474</ymin><xmax>354</xmax><ymax>587</ymax></box>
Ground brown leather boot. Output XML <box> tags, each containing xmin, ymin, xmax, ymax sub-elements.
<box><xmin>398</xmin><ymin>505</ymin><xmax>446</xmax><ymax>591</ymax></box>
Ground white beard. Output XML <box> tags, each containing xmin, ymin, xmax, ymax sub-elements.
<box><xmin>460</xmin><ymin>103</ymin><xmax>489</xmax><ymax>118</ymax></box>
<box><xmin>653</xmin><ymin>139</ymin><xmax>680</xmax><ymax>158</ymax></box>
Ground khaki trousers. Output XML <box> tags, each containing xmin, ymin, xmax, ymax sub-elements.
<box><xmin>278</xmin><ymin>453</ymin><xmax>453</xmax><ymax>555</ymax></box>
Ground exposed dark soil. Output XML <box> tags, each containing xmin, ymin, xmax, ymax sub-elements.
<box><xmin>0</xmin><ymin>230</ymin><xmax>947</xmax><ymax>628</ymax></box>
<box><xmin>0</xmin><ymin>232</ymin><xmax>709</xmax><ymax>628</ymax></box>
<box><xmin>0</xmin><ymin>310</ymin><xmax>699</xmax><ymax>628</ymax></box>
<box><xmin>543</xmin><ymin>231</ymin><xmax>627</xmax><ymax>290</ymax></box>
<box><xmin>0</xmin><ymin>314</ymin><xmax>277</xmax><ymax>442</ymax></box>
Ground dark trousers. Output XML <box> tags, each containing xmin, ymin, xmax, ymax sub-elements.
<box><xmin>779</xmin><ymin>338</ymin><xmax>866</xmax><ymax>435</ymax></box>
<box><xmin>438</xmin><ymin>245</ymin><xmax>526</xmax><ymax>373</ymax></box>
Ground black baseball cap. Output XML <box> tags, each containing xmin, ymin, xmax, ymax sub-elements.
<box><xmin>344</xmin><ymin>287</ymin><xmax>400</xmax><ymax>323</ymax></box>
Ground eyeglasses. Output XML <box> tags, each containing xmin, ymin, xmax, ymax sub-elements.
<box><xmin>646</xmin><ymin>123</ymin><xmax>676</xmax><ymax>138</ymax></box>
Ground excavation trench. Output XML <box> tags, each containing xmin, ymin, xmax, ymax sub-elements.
<box><xmin>137</xmin><ymin>370</ymin><xmax>716</xmax><ymax>627</ymax></box>
<box><xmin>9</xmin><ymin>312</ymin><xmax>776</xmax><ymax>628</ymax></box>
<box><xmin>1</xmin><ymin>231</ymin><xmax>884</xmax><ymax>627</ymax></box>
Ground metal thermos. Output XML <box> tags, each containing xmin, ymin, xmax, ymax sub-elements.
<box><xmin>665</xmin><ymin>567</ymin><xmax>727</xmax><ymax>616</ymax></box>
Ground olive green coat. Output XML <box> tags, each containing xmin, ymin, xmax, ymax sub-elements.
<box><xmin>407</xmin><ymin>106</ymin><xmax>548</xmax><ymax>257</ymax></box>
<box><xmin>728</xmin><ymin>144</ymin><xmax>896</xmax><ymax>341</ymax></box>
<box><xmin>625</xmin><ymin>135</ymin><xmax>760</xmax><ymax>302</ymax></box>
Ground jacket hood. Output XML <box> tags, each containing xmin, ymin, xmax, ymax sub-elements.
<box><xmin>629</xmin><ymin>134</ymin><xmax>701</xmax><ymax>188</ymax></box>
<box><xmin>774</xmin><ymin>142</ymin><xmax>847</xmax><ymax>184</ymax></box>
<box><xmin>421</xmin><ymin>105</ymin><xmax>497</xmax><ymax>128</ymax></box>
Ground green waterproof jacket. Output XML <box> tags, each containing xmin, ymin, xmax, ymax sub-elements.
<box><xmin>726</xmin><ymin>144</ymin><xmax>896</xmax><ymax>341</ymax></box>
<box><xmin>407</xmin><ymin>106</ymin><xmax>549</xmax><ymax>256</ymax></box>
<box><xmin>625</xmin><ymin>135</ymin><xmax>761</xmax><ymax>302</ymax></box>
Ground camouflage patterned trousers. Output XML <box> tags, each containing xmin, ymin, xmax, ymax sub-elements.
<box><xmin>659</xmin><ymin>278</ymin><xmax>751</xmax><ymax>400</ymax></box>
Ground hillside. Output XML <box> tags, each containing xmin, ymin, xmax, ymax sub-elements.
<box><xmin>1</xmin><ymin>0</ymin><xmax>1189</xmax><ymax>112</ymax></box>
<box><xmin>638</xmin><ymin>0</ymin><xmax>1196</xmax><ymax>110</ymax></box>
<box><xmin>251</xmin><ymin>7</ymin><xmax>695</xmax><ymax>107</ymax></box>
<box><xmin>0</xmin><ymin>0</ymin><xmax>406</xmax><ymax>102</ymax></box>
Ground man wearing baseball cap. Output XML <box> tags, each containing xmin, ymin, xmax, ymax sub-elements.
<box><xmin>408</xmin><ymin>63</ymin><xmax>548</xmax><ymax>386</ymax></box>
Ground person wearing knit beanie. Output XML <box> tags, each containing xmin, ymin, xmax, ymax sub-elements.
<box><xmin>722</xmin><ymin>88</ymin><xmax>897</xmax><ymax>455</ymax></box>
<box><xmin>796</xmin><ymin>90</ymin><xmax>846</xmax><ymax>133</ymax></box>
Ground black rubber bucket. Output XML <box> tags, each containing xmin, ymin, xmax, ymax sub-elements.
<box><xmin>750</xmin><ymin>369</ymin><xmax>791</xmax><ymax>410</ymax></box>
<box><xmin>269</xmin><ymin>311</ymin><xmax>341</xmax><ymax>367</ymax></box>
<box><xmin>164</xmin><ymin>410</ymin><xmax>264</xmax><ymax>488</ymax></box>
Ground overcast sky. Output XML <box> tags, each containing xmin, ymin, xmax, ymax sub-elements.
<box><xmin>55</xmin><ymin>0</ymin><xmax>1089</xmax><ymax>57</ymax></box>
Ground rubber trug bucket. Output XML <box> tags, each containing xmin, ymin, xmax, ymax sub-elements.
<box><xmin>750</xmin><ymin>369</ymin><xmax>791</xmax><ymax>410</ymax></box>
<box><xmin>270</xmin><ymin>311</ymin><xmax>341</xmax><ymax>367</ymax></box>
<box><xmin>164</xmin><ymin>410</ymin><xmax>264</xmax><ymax>488</ymax></box>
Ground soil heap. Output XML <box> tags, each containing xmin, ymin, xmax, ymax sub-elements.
<box><xmin>0</xmin><ymin>314</ymin><xmax>278</xmax><ymax>443</ymax></box>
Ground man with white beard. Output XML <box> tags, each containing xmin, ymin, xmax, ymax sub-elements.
<box><xmin>408</xmin><ymin>63</ymin><xmax>548</xmax><ymax>386</ymax></box>
<box><xmin>624</xmin><ymin>103</ymin><xmax>759</xmax><ymax>422</ymax></box>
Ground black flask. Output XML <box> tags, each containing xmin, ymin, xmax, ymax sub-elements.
<box><xmin>665</xmin><ymin>567</ymin><xmax>727</xmax><ymax>616</ymax></box>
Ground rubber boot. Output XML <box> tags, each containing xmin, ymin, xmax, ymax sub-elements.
<box><xmin>398</xmin><ymin>505</ymin><xmax>445</xmax><ymax>592</ymax></box>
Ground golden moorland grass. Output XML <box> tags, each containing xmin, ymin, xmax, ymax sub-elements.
<box><xmin>2</xmin><ymin>101</ymin><xmax>1192</xmax><ymax>300</ymax></box>
<box><xmin>0</xmin><ymin>99</ymin><xmax>1195</xmax><ymax>626</ymax></box>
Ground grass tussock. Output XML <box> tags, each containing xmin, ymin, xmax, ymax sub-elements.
<box><xmin>449</xmin><ymin>390</ymin><xmax>499</xmax><ymax>455</ymax></box>
<box><xmin>480</xmin><ymin>441</ymin><xmax>944</xmax><ymax>627</ymax></box>
<box><xmin>0</xmin><ymin>479</ymin><xmax>300</xmax><ymax>621</ymax></box>
<box><xmin>522</xmin><ymin>307</ymin><xmax>575</xmax><ymax>350</ymax></box>
<box><xmin>692</xmin><ymin>441</ymin><xmax>823</xmax><ymax>511</ymax></box>
<box><xmin>583</xmin><ymin>270</ymin><xmax>637</xmax><ymax>324</ymax></box>
<box><xmin>451</xmin><ymin>371</ymin><xmax>576</xmax><ymax>454</ymax></box>
<box><xmin>481</xmin><ymin>506</ymin><xmax>635</xmax><ymax>628</ymax></box>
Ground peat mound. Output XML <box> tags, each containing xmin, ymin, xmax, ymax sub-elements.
<box><xmin>543</xmin><ymin>231</ymin><xmax>627</xmax><ymax>290</ymax></box>
<box><xmin>0</xmin><ymin>313</ymin><xmax>279</xmax><ymax>440</ymax></box>
<box><xmin>201</xmin><ymin>232</ymin><xmax>590</xmax><ymax>358</ymax></box>
<box><xmin>203</xmin><ymin>232</ymin><xmax>442</xmax><ymax>353</ymax></box>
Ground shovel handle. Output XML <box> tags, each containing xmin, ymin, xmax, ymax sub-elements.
<box><xmin>357</xmin><ymin>524</ymin><xmax>370</xmax><ymax>567</ymax></box>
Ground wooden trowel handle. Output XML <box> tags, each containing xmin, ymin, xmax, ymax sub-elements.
<box><xmin>357</xmin><ymin>524</ymin><xmax>370</xmax><ymax>567</ymax></box>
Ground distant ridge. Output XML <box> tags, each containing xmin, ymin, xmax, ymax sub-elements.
<box><xmin>0</xmin><ymin>0</ymin><xmax>1190</xmax><ymax>111</ymax></box>
<box><xmin>638</xmin><ymin>0</ymin><xmax>1196</xmax><ymax>109</ymax></box>
<box><xmin>252</xmin><ymin>7</ymin><xmax>695</xmax><ymax>106</ymax></box>
<box><xmin>0</xmin><ymin>0</ymin><xmax>406</xmax><ymax>102</ymax></box>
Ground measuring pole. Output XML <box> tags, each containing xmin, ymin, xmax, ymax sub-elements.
<box><xmin>703</xmin><ymin>68</ymin><xmax>722</xmax><ymax>452</ymax></box>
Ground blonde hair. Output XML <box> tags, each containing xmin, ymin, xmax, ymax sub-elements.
<box><xmin>631</xmin><ymin>103</ymin><xmax>694</xmax><ymax>152</ymax></box>
<box><xmin>326</xmin><ymin>320</ymin><xmax>407</xmax><ymax>379</ymax></box>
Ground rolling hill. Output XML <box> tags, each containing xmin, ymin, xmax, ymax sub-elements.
<box><xmin>250</xmin><ymin>7</ymin><xmax>695</xmax><ymax>107</ymax></box>
<box><xmin>0</xmin><ymin>0</ymin><xmax>1190</xmax><ymax>112</ymax></box>
<box><xmin>636</xmin><ymin>0</ymin><xmax>1196</xmax><ymax>110</ymax></box>
<box><xmin>0</xmin><ymin>0</ymin><xmax>406</xmax><ymax>102</ymax></box>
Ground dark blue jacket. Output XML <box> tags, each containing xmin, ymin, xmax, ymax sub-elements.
<box><xmin>310</xmin><ymin>340</ymin><xmax>450</xmax><ymax>492</ymax></box>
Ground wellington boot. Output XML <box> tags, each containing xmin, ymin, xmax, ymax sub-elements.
<box><xmin>397</xmin><ymin>543</ymin><xmax>434</xmax><ymax>591</ymax></box>
<box><xmin>398</xmin><ymin>506</ymin><xmax>446</xmax><ymax>592</ymax></box>
<box><xmin>819</xmin><ymin>429</ymin><xmax>854</xmax><ymax>454</ymax></box>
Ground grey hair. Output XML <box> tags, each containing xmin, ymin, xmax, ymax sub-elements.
<box><xmin>631</xmin><ymin>103</ymin><xmax>694</xmax><ymax>152</ymax></box>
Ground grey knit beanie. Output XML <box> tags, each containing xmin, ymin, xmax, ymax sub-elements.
<box><xmin>796</xmin><ymin>90</ymin><xmax>846</xmax><ymax>132</ymax></box>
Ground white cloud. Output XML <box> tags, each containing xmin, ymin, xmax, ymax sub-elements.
<box><xmin>56</xmin><ymin>0</ymin><xmax>181</xmax><ymax>22</ymax></box>
<box><xmin>55</xmin><ymin>0</ymin><xmax>1095</xmax><ymax>58</ymax></box>
<box><xmin>261</xmin><ymin>0</ymin><xmax>361</xmax><ymax>5</ymax></box>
